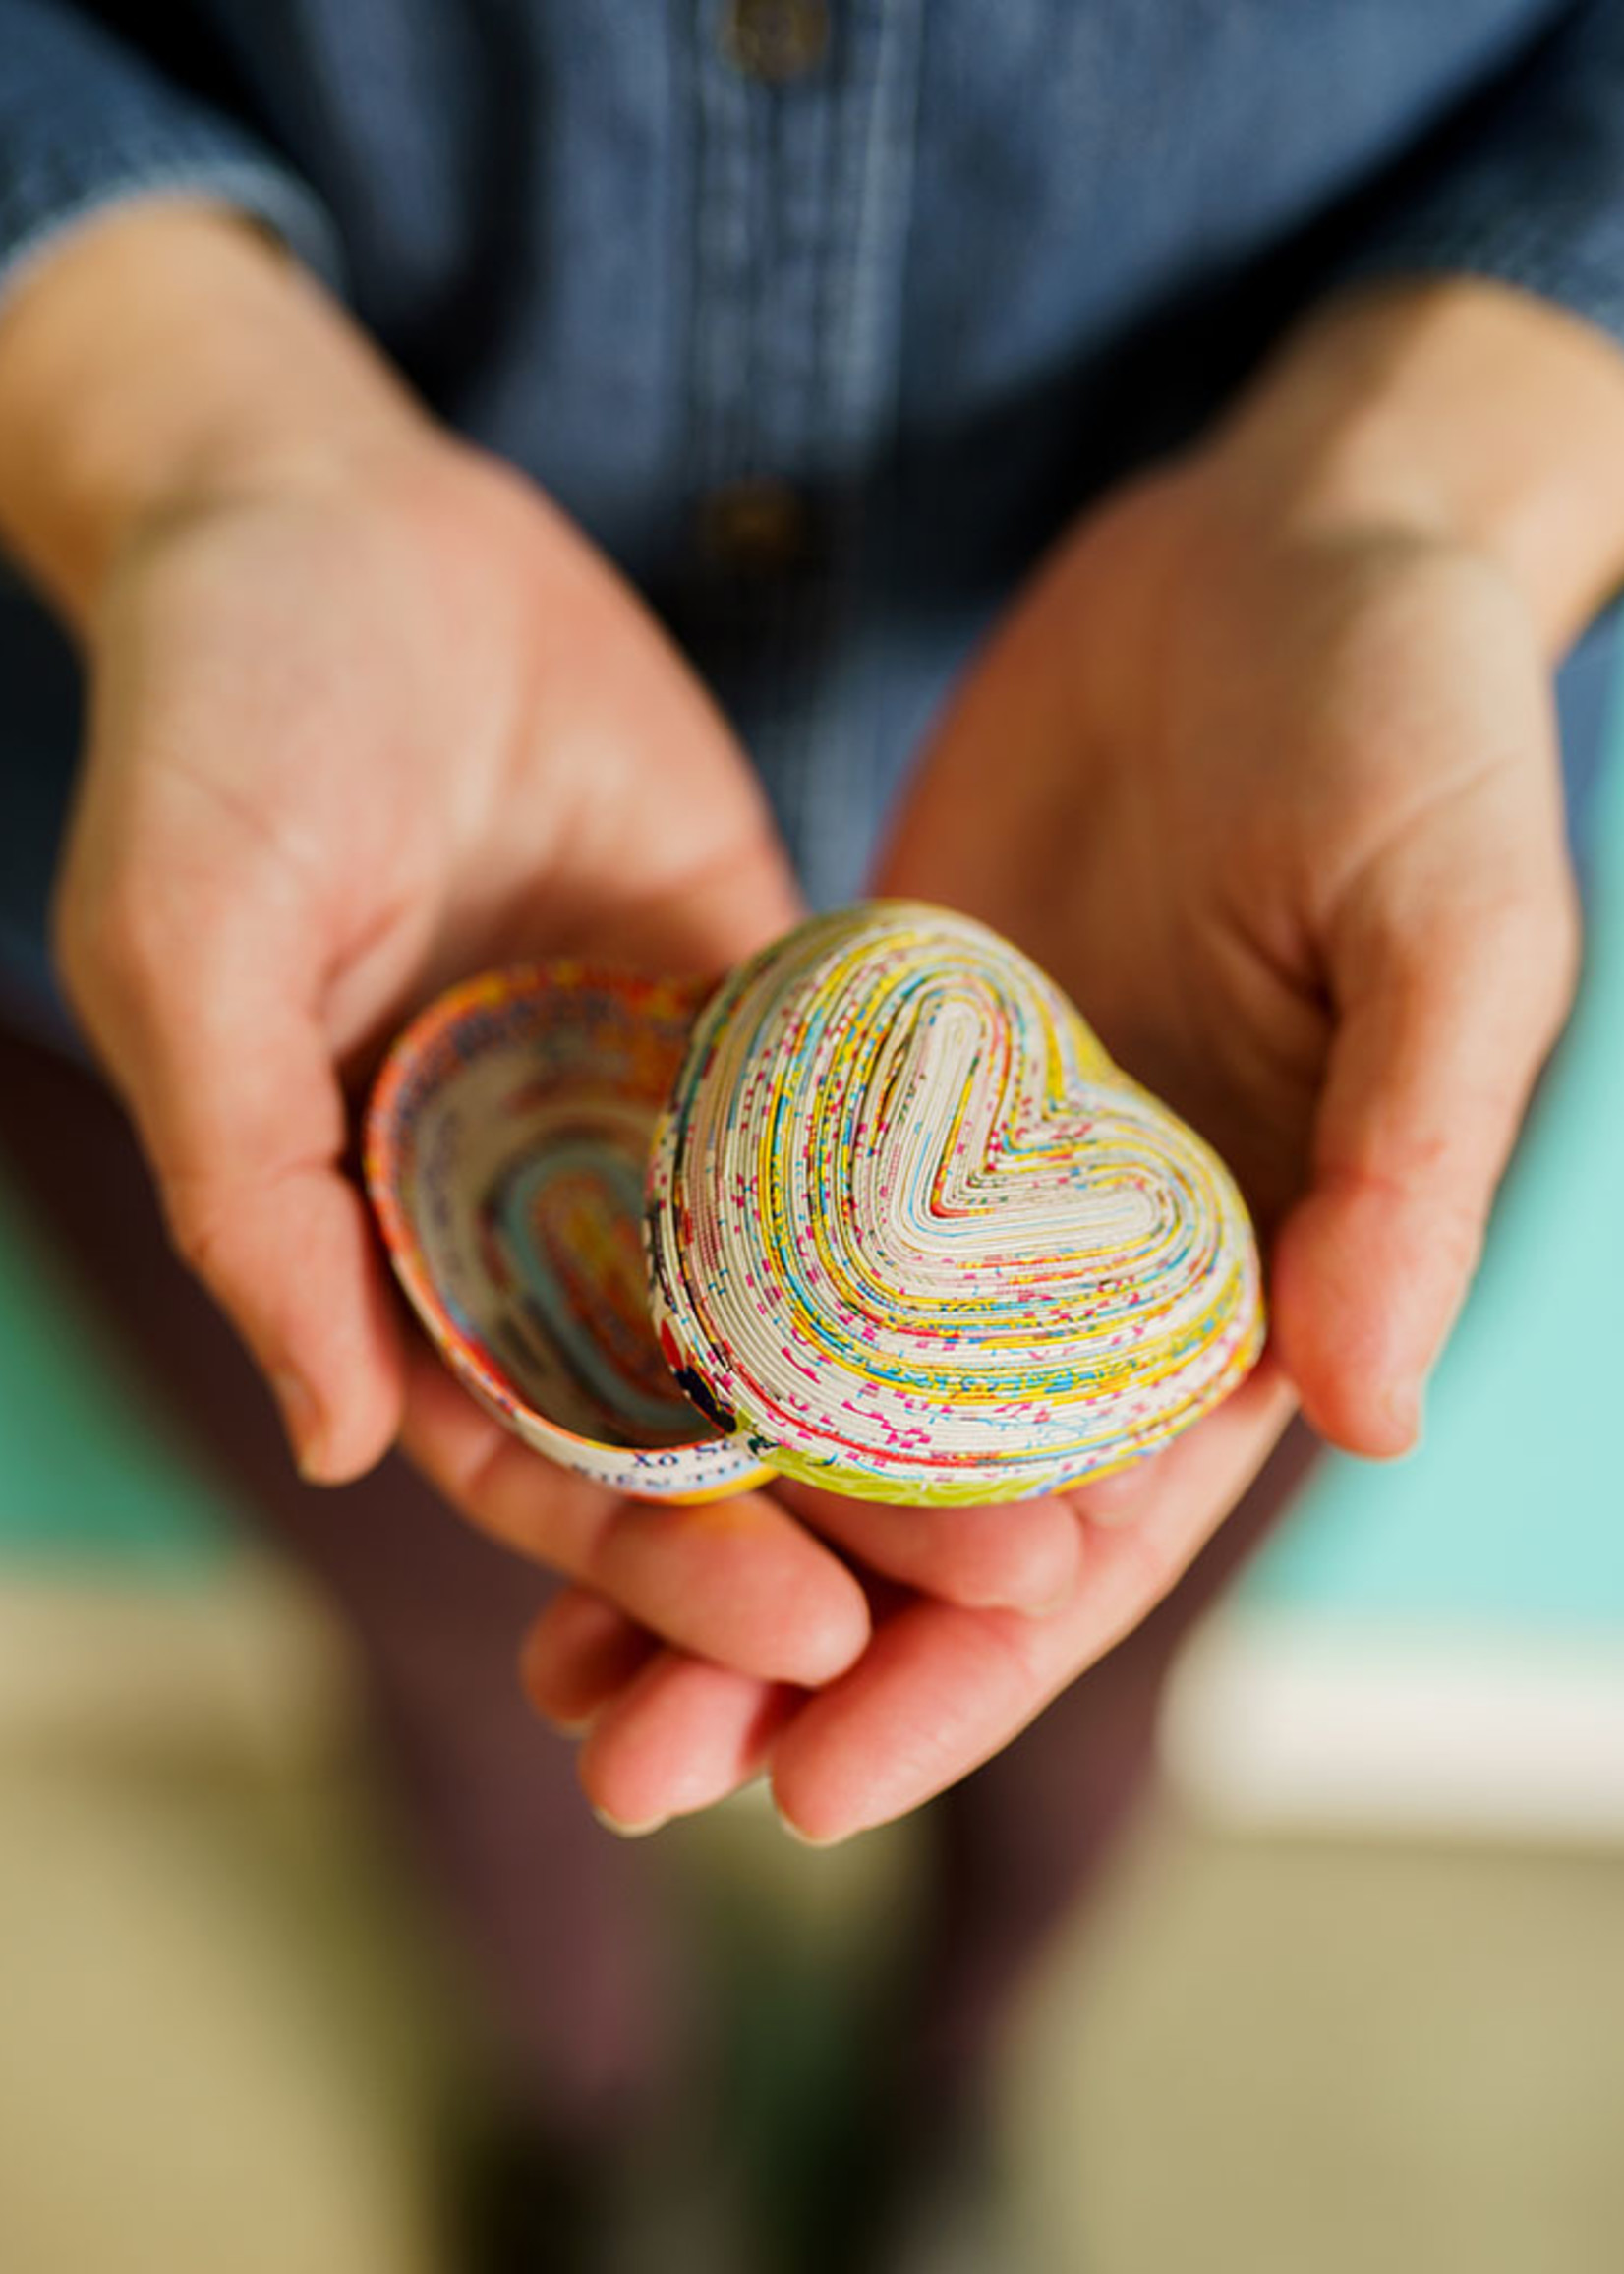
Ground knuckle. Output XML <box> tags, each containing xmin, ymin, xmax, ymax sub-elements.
<box><xmin>1542</xmin><ymin>880</ymin><xmax>1584</xmax><ymax>1024</ymax></box>
<box><xmin>1428</xmin><ymin>1196</ymin><xmax>1487</xmax><ymax>1286</ymax></box>
<box><xmin>1498</xmin><ymin>881</ymin><xmax>1582</xmax><ymax>1048</ymax></box>
<box><xmin>47</xmin><ymin>874</ymin><xmax>100</xmax><ymax>1014</ymax></box>
<box><xmin>1440</xmin><ymin>879</ymin><xmax>1580</xmax><ymax>1045</ymax></box>
<box><xmin>52</xmin><ymin>867</ymin><xmax>175</xmax><ymax>1015</ymax></box>
<box><xmin>98</xmin><ymin>874</ymin><xmax>179</xmax><ymax>985</ymax></box>
<box><xmin>161</xmin><ymin>1177</ymin><xmax>239</xmax><ymax>1290</ymax></box>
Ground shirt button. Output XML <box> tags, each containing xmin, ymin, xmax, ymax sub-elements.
<box><xmin>696</xmin><ymin>478</ymin><xmax>813</xmax><ymax>575</ymax></box>
<box><xmin>720</xmin><ymin>0</ymin><xmax>831</xmax><ymax>84</ymax></box>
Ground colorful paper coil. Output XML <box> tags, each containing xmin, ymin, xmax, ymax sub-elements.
<box><xmin>365</xmin><ymin>965</ymin><xmax>769</xmax><ymax>1502</ymax></box>
<box><xmin>646</xmin><ymin>903</ymin><xmax>1264</xmax><ymax>1505</ymax></box>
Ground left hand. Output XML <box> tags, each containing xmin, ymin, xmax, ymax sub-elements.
<box><xmin>522</xmin><ymin>280</ymin><xmax>1624</xmax><ymax>1839</ymax></box>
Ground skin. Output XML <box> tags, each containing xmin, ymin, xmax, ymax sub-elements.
<box><xmin>3</xmin><ymin>207</ymin><xmax>1624</xmax><ymax>1839</ymax></box>
<box><xmin>0</xmin><ymin>206</ymin><xmax>1084</xmax><ymax>1701</ymax></box>
<box><xmin>524</xmin><ymin>285</ymin><xmax>1624</xmax><ymax>1837</ymax></box>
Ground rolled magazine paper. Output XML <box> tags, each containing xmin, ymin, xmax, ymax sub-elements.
<box><xmin>365</xmin><ymin>963</ymin><xmax>769</xmax><ymax>1502</ymax></box>
<box><xmin>647</xmin><ymin>904</ymin><xmax>1263</xmax><ymax>1504</ymax></box>
<box><xmin>366</xmin><ymin>904</ymin><xmax>1263</xmax><ymax>1505</ymax></box>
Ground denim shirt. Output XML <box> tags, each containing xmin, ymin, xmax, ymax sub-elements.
<box><xmin>4</xmin><ymin>0</ymin><xmax>1624</xmax><ymax>1012</ymax></box>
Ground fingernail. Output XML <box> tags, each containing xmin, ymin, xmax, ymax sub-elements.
<box><xmin>1020</xmin><ymin>1581</ymin><xmax>1078</xmax><ymax>1619</ymax></box>
<box><xmin>775</xmin><ymin>1808</ymin><xmax>845</xmax><ymax>1849</ymax></box>
<box><xmin>1075</xmin><ymin>1461</ymin><xmax>1156</xmax><ymax>1526</ymax></box>
<box><xmin>1381</xmin><ymin>1380</ymin><xmax>1423</xmax><ymax>1455</ymax></box>
<box><xmin>590</xmin><ymin>1802</ymin><xmax>667</xmax><ymax>1839</ymax></box>
<box><xmin>271</xmin><ymin>1370</ymin><xmax>326</xmax><ymax>1479</ymax></box>
<box><xmin>1018</xmin><ymin>1545</ymin><xmax>1086</xmax><ymax>1617</ymax></box>
<box><xmin>979</xmin><ymin>1573</ymin><xmax>1073</xmax><ymax>1618</ymax></box>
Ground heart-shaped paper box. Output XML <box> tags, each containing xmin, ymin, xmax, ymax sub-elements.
<box><xmin>363</xmin><ymin>904</ymin><xmax>1264</xmax><ymax>1507</ymax></box>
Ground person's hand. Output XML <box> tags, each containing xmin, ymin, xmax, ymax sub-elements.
<box><xmin>4</xmin><ymin>206</ymin><xmax>1088</xmax><ymax>1719</ymax></box>
<box><xmin>521</xmin><ymin>280</ymin><xmax>1624</xmax><ymax>1838</ymax></box>
<box><xmin>882</xmin><ymin>434</ymin><xmax>1582</xmax><ymax>1459</ymax></box>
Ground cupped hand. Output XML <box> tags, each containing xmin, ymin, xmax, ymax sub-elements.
<box><xmin>879</xmin><ymin>454</ymin><xmax>1580</xmax><ymax>1456</ymax></box>
<box><xmin>31</xmin><ymin>237</ymin><xmax>1614</xmax><ymax>1844</ymax></box>
<box><xmin>50</xmin><ymin>428</ymin><xmax>869</xmax><ymax>1680</ymax></box>
<box><xmin>0</xmin><ymin>207</ymin><xmax>1111</xmax><ymax>1813</ymax></box>
<box><xmin>527</xmin><ymin>284</ymin><xmax>1613</xmax><ymax>1839</ymax></box>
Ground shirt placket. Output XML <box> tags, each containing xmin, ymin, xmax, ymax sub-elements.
<box><xmin>677</xmin><ymin>0</ymin><xmax>925</xmax><ymax>905</ymax></box>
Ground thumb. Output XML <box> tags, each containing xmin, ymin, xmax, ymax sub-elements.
<box><xmin>1273</xmin><ymin>841</ymin><xmax>1580</xmax><ymax>1458</ymax></box>
<box><xmin>54</xmin><ymin>843</ymin><xmax>406</xmax><ymax>1484</ymax></box>
<box><xmin>589</xmin><ymin>817</ymin><xmax>807</xmax><ymax>979</ymax></box>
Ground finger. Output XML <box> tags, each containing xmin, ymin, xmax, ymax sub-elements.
<box><xmin>403</xmin><ymin>1352</ymin><xmax>871</xmax><ymax>1685</ymax></box>
<box><xmin>520</xmin><ymin>1587</ymin><xmax>657</xmax><ymax>1729</ymax></box>
<box><xmin>574</xmin><ymin>814</ymin><xmax>807</xmax><ymax>977</ymax></box>
<box><xmin>775</xmin><ymin>1481</ymin><xmax>1083</xmax><ymax>1613</ymax></box>
<box><xmin>1066</xmin><ymin>1449</ymin><xmax>1167</xmax><ymax>1524</ymax></box>
<box><xmin>54</xmin><ymin>829</ymin><xmax>405</xmax><ymax>1483</ymax></box>
<box><xmin>772</xmin><ymin>1360</ymin><xmax>1294</xmax><ymax>1841</ymax></box>
<box><xmin>577</xmin><ymin>1651</ymin><xmax>797</xmax><ymax>1835</ymax></box>
<box><xmin>1275</xmin><ymin>842</ymin><xmax>1579</xmax><ymax>1456</ymax></box>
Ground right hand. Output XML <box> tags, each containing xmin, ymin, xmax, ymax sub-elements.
<box><xmin>52</xmin><ymin>412</ymin><xmax>911</xmax><ymax>1682</ymax></box>
<box><xmin>5</xmin><ymin>206</ymin><xmax>1082</xmax><ymax>1754</ymax></box>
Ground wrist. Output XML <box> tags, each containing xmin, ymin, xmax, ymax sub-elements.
<box><xmin>1208</xmin><ymin>277</ymin><xmax>1624</xmax><ymax>652</ymax></box>
<box><xmin>0</xmin><ymin>201</ymin><xmax>433</xmax><ymax>632</ymax></box>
